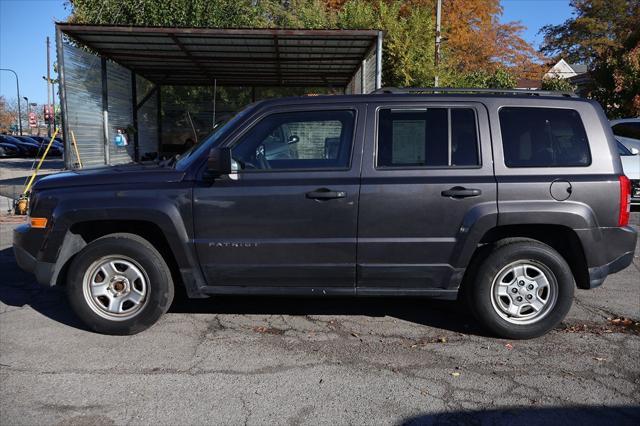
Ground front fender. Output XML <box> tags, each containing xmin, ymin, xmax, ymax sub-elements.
<box><xmin>36</xmin><ymin>186</ymin><xmax>206</xmax><ymax>295</ymax></box>
<box><xmin>48</xmin><ymin>198</ymin><xmax>192</xmax><ymax>266</ymax></box>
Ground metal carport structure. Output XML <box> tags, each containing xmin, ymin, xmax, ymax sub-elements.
<box><xmin>55</xmin><ymin>24</ymin><xmax>383</xmax><ymax>169</ymax></box>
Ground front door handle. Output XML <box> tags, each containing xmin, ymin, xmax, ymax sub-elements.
<box><xmin>441</xmin><ymin>186</ymin><xmax>482</xmax><ymax>198</ymax></box>
<box><xmin>306</xmin><ymin>188</ymin><xmax>346</xmax><ymax>200</ymax></box>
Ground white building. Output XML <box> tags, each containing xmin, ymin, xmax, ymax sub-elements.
<box><xmin>544</xmin><ymin>59</ymin><xmax>591</xmax><ymax>95</ymax></box>
<box><xmin>544</xmin><ymin>59</ymin><xmax>588</xmax><ymax>80</ymax></box>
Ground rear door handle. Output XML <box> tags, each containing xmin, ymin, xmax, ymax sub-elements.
<box><xmin>306</xmin><ymin>188</ymin><xmax>346</xmax><ymax>200</ymax></box>
<box><xmin>441</xmin><ymin>186</ymin><xmax>482</xmax><ymax>198</ymax></box>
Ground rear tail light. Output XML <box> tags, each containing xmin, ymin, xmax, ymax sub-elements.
<box><xmin>619</xmin><ymin>175</ymin><xmax>631</xmax><ymax>226</ymax></box>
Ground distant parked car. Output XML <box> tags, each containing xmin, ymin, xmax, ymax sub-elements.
<box><xmin>30</xmin><ymin>135</ymin><xmax>64</xmax><ymax>148</ymax></box>
<box><xmin>14</xmin><ymin>136</ymin><xmax>44</xmax><ymax>153</ymax></box>
<box><xmin>29</xmin><ymin>136</ymin><xmax>49</xmax><ymax>145</ymax></box>
<box><xmin>16</xmin><ymin>136</ymin><xmax>65</xmax><ymax>157</ymax></box>
<box><xmin>617</xmin><ymin>140</ymin><xmax>640</xmax><ymax>205</ymax></box>
<box><xmin>0</xmin><ymin>134</ymin><xmax>39</xmax><ymax>157</ymax></box>
<box><xmin>26</xmin><ymin>136</ymin><xmax>64</xmax><ymax>156</ymax></box>
<box><xmin>0</xmin><ymin>142</ymin><xmax>20</xmax><ymax>157</ymax></box>
<box><xmin>611</xmin><ymin>118</ymin><xmax>640</xmax><ymax>152</ymax></box>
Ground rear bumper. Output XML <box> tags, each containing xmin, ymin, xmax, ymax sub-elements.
<box><xmin>587</xmin><ymin>251</ymin><xmax>635</xmax><ymax>288</ymax></box>
<box><xmin>577</xmin><ymin>226</ymin><xmax>637</xmax><ymax>289</ymax></box>
<box><xmin>13</xmin><ymin>224</ymin><xmax>56</xmax><ymax>286</ymax></box>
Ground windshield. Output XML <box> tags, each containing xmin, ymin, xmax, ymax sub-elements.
<box><xmin>174</xmin><ymin>105</ymin><xmax>254</xmax><ymax>170</ymax></box>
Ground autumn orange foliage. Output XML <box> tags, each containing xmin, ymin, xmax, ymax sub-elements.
<box><xmin>326</xmin><ymin>0</ymin><xmax>545</xmax><ymax>80</ymax></box>
<box><xmin>409</xmin><ymin>0</ymin><xmax>544</xmax><ymax>79</ymax></box>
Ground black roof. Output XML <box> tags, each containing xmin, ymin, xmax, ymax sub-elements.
<box><xmin>57</xmin><ymin>24</ymin><xmax>381</xmax><ymax>87</ymax></box>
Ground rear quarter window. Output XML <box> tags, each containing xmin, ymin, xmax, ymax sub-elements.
<box><xmin>499</xmin><ymin>107</ymin><xmax>591</xmax><ymax>168</ymax></box>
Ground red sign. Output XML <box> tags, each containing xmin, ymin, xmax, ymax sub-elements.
<box><xmin>28</xmin><ymin>112</ymin><xmax>37</xmax><ymax>128</ymax></box>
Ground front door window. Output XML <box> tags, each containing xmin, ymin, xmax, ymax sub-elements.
<box><xmin>232</xmin><ymin>110</ymin><xmax>355</xmax><ymax>171</ymax></box>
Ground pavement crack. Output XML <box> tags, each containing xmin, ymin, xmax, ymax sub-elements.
<box><xmin>0</xmin><ymin>362</ymin><xmax>327</xmax><ymax>378</ymax></box>
<box><xmin>240</xmin><ymin>395</ymin><xmax>250</xmax><ymax>426</ymax></box>
<box><xmin>572</xmin><ymin>297</ymin><xmax>624</xmax><ymax>321</ymax></box>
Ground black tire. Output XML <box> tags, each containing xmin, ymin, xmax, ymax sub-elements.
<box><xmin>467</xmin><ymin>239</ymin><xmax>574</xmax><ymax>339</ymax></box>
<box><xmin>66</xmin><ymin>233</ymin><xmax>174</xmax><ymax>335</ymax></box>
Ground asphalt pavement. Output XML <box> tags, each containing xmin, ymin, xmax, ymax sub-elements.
<box><xmin>0</xmin><ymin>204</ymin><xmax>638</xmax><ymax>425</ymax></box>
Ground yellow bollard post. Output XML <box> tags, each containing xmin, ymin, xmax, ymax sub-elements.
<box><xmin>23</xmin><ymin>129</ymin><xmax>59</xmax><ymax>196</ymax></box>
<box><xmin>71</xmin><ymin>131</ymin><xmax>83</xmax><ymax>168</ymax></box>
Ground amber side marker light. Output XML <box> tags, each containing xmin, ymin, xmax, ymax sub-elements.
<box><xmin>30</xmin><ymin>218</ymin><xmax>48</xmax><ymax>229</ymax></box>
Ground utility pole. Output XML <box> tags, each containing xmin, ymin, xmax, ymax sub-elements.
<box><xmin>0</xmin><ymin>68</ymin><xmax>23</xmax><ymax>135</ymax></box>
<box><xmin>46</xmin><ymin>37</ymin><xmax>53</xmax><ymax>137</ymax></box>
<box><xmin>51</xmin><ymin>79</ymin><xmax>57</xmax><ymax>132</ymax></box>
<box><xmin>23</xmin><ymin>97</ymin><xmax>29</xmax><ymax>134</ymax></box>
<box><xmin>434</xmin><ymin>0</ymin><xmax>442</xmax><ymax>87</ymax></box>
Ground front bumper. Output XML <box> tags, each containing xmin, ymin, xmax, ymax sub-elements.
<box><xmin>13</xmin><ymin>223</ymin><xmax>56</xmax><ymax>286</ymax></box>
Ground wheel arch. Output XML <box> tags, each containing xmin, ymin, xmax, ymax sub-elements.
<box><xmin>53</xmin><ymin>220</ymin><xmax>183</xmax><ymax>289</ymax></box>
<box><xmin>463</xmin><ymin>224</ymin><xmax>590</xmax><ymax>290</ymax></box>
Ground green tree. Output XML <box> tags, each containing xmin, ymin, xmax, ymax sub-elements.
<box><xmin>446</xmin><ymin>67</ymin><xmax>517</xmax><ymax>89</ymax></box>
<box><xmin>67</xmin><ymin>0</ymin><xmax>438</xmax><ymax>88</ymax></box>
<box><xmin>539</xmin><ymin>0</ymin><xmax>640</xmax><ymax>117</ymax></box>
<box><xmin>66</xmin><ymin>0</ymin><xmax>265</xmax><ymax>27</ymax></box>
<box><xmin>539</xmin><ymin>0</ymin><xmax>638</xmax><ymax>66</ymax></box>
<box><xmin>541</xmin><ymin>77</ymin><xmax>576</xmax><ymax>92</ymax></box>
<box><xmin>338</xmin><ymin>1</ymin><xmax>435</xmax><ymax>87</ymax></box>
<box><xmin>260</xmin><ymin>0</ymin><xmax>338</xmax><ymax>28</ymax></box>
<box><xmin>589</xmin><ymin>30</ymin><xmax>640</xmax><ymax>118</ymax></box>
<box><xmin>66</xmin><ymin>0</ymin><xmax>540</xmax><ymax>92</ymax></box>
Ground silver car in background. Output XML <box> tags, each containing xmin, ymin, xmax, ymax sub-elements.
<box><xmin>617</xmin><ymin>139</ymin><xmax>640</xmax><ymax>205</ymax></box>
<box><xmin>611</xmin><ymin>118</ymin><xmax>640</xmax><ymax>152</ymax></box>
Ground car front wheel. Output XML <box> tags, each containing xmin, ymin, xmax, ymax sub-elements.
<box><xmin>66</xmin><ymin>233</ymin><xmax>174</xmax><ymax>335</ymax></box>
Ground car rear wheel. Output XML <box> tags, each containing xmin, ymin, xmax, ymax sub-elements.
<box><xmin>467</xmin><ymin>239</ymin><xmax>574</xmax><ymax>339</ymax></box>
<box><xmin>66</xmin><ymin>233</ymin><xmax>174</xmax><ymax>335</ymax></box>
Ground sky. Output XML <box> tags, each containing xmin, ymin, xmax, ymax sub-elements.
<box><xmin>0</xmin><ymin>0</ymin><xmax>69</xmax><ymax>105</ymax></box>
<box><xmin>1</xmin><ymin>0</ymin><xmax>575</xmax><ymax>105</ymax></box>
<box><xmin>501</xmin><ymin>0</ymin><xmax>574</xmax><ymax>49</ymax></box>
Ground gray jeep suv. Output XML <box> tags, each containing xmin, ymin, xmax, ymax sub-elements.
<box><xmin>13</xmin><ymin>88</ymin><xmax>637</xmax><ymax>338</ymax></box>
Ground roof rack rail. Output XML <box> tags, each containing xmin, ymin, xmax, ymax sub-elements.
<box><xmin>372</xmin><ymin>87</ymin><xmax>578</xmax><ymax>98</ymax></box>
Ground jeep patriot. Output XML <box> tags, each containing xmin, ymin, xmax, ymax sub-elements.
<box><xmin>13</xmin><ymin>88</ymin><xmax>637</xmax><ymax>338</ymax></box>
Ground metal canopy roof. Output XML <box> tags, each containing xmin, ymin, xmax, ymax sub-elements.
<box><xmin>57</xmin><ymin>24</ymin><xmax>381</xmax><ymax>87</ymax></box>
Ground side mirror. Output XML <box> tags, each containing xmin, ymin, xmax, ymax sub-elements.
<box><xmin>287</xmin><ymin>135</ymin><xmax>299</xmax><ymax>144</ymax></box>
<box><xmin>206</xmin><ymin>147</ymin><xmax>232</xmax><ymax>179</ymax></box>
<box><xmin>631</xmin><ymin>147</ymin><xmax>639</xmax><ymax>155</ymax></box>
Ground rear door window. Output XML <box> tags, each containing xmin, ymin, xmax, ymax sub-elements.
<box><xmin>377</xmin><ymin>107</ymin><xmax>479</xmax><ymax>168</ymax></box>
<box><xmin>499</xmin><ymin>107</ymin><xmax>591</xmax><ymax>167</ymax></box>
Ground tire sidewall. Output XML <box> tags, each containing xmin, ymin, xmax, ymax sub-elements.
<box><xmin>471</xmin><ymin>242</ymin><xmax>574</xmax><ymax>339</ymax></box>
<box><xmin>67</xmin><ymin>235</ymin><xmax>173</xmax><ymax>335</ymax></box>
